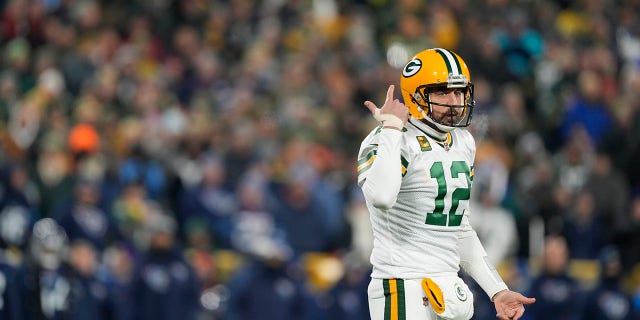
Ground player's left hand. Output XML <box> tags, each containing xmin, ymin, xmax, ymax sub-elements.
<box><xmin>492</xmin><ymin>289</ymin><xmax>535</xmax><ymax>320</ymax></box>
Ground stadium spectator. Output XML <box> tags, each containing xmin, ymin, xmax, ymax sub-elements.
<box><xmin>52</xmin><ymin>178</ymin><xmax>122</xmax><ymax>252</ymax></box>
<box><xmin>561</xmin><ymin>190</ymin><xmax>605</xmax><ymax>259</ymax></box>
<box><xmin>526</xmin><ymin>235</ymin><xmax>582</xmax><ymax>320</ymax></box>
<box><xmin>580</xmin><ymin>246</ymin><xmax>639</xmax><ymax>320</ymax></box>
<box><xmin>128</xmin><ymin>213</ymin><xmax>201</xmax><ymax>320</ymax></box>
<box><xmin>65</xmin><ymin>240</ymin><xmax>119</xmax><ymax>320</ymax></box>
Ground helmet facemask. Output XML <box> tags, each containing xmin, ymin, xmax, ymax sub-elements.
<box><xmin>411</xmin><ymin>82</ymin><xmax>475</xmax><ymax>131</ymax></box>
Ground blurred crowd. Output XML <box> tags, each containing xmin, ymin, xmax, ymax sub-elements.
<box><xmin>1</xmin><ymin>0</ymin><xmax>640</xmax><ymax>319</ymax></box>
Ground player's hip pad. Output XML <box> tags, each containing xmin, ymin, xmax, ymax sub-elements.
<box><xmin>421</xmin><ymin>276</ymin><xmax>474</xmax><ymax>320</ymax></box>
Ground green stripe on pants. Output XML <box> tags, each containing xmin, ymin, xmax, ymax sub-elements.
<box><xmin>397</xmin><ymin>279</ymin><xmax>406</xmax><ymax>320</ymax></box>
<box><xmin>383</xmin><ymin>279</ymin><xmax>391</xmax><ymax>320</ymax></box>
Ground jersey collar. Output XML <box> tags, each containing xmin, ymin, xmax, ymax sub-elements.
<box><xmin>409</xmin><ymin>118</ymin><xmax>454</xmax><ymax>150</ymax></box>
<box><xmin>409</xmin><ymin>117</ymin><xmax>448</xmax><ymax>141</ymax></box>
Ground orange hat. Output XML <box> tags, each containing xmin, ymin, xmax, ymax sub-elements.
<box><xmin>68</xmin><ymin>123</ymin><xmax>100</xmax><ymax>153</ymax></box>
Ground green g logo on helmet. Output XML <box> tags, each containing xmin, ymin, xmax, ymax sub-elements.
<box><xmin>402</xmin><ymin>58</ymin><xmax>422</xmax><ymax>78</ymax></box>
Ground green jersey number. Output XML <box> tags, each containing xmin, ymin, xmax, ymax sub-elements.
<box><xmin>426</xmin><ymin>161</ymin><xmax>471</xmax><ymax>227</ymax></box>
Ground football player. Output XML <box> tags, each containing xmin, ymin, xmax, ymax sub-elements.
<box><xmin>357</xmin><ymin>48</ymin><xmax>535</xmax><ymax>320</ymax></box>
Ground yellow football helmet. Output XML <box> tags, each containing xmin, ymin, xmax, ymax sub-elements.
<box><xmin>400</xmin><ymin>48</ymin><xmax>474</xmax><ymax>132</ymax></box>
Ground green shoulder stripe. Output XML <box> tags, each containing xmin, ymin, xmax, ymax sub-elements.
<box><xmin>357</xmin><ymin>149</ymin><xmax>378</xmax><ymax>174</ymax></box>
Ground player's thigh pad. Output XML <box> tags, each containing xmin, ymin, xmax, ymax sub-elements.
<box><xmin>421</xmin><ymin>275</ymin><xmax>474</xmax><ymax>320</ymax></box>
<box><xmin>368</xmin><ymin>278</ymin><xmax>432</xmax><ymax>320</ymax></box>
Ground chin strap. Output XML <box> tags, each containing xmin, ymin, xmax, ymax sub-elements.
<box><xmin>373</xmin><ymin>109</ymin><xmax>404</xmax><ymax>130</ymax></box>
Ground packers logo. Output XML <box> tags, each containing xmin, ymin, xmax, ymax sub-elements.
<box><xmin>402</xmin><ymin>58</ymin><xmax>422</xmax><ymax>77</ymax></box>
<box><xmin>454</xmin><ymin>282</ymin><xmax>468</xmax><ymax>301</ymax></box>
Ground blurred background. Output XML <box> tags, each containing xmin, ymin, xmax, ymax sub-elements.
<box><xmin>0</xmin><ymin>0</ymin><xmax>639</xmax><ymax>319</ymax></box>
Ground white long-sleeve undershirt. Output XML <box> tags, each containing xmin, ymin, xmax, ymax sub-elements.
<box><xmin>459</xmin><ymin>216</ymin><xmax>509</xmax><ymax>299</ymax></box>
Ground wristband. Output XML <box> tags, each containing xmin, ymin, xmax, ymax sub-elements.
<box><xmin>374</xmin><ymin>109</ymin><xmax>404</xmax><ymax>130</ymax></box>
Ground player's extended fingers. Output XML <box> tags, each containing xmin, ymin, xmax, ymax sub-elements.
<box><xmin>363</xmin><ymin>100</ymin><xmax>379</xmax><ymax>114</ymax></box>
<box><xmin>385</xmin><ymin>85</ymin><xmax>395</xmax><ymax>104</ymax></box>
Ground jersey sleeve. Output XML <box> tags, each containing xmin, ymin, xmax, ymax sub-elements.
<box><xmin>356</xmin><ymin>129</ymin><xmax>380</xmax><ymax>187</ymax></box>
<box><xmin>356</xmin><ymin>127</ymin><xmax>404</xmax><ymax>210</ymax></box>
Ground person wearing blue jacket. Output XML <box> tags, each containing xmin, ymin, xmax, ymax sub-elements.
<box><xmin>581</xmin><ymin>246</ymin><xmax>639</xmax><ymax>320</ymax></box>
<box><xmin>525</xmin><ymin>235</ymin><xmax>582</xmax><ymax>320</ymax></box>
<box><xmin>128</xmin><ymin>212</ymin><xmax>201</xmax><ymax>320</ymax></box>
<box><xmin>0</xmin><ymin>251</ymin><xmax>22</xmax><ymax>320</ymax></box>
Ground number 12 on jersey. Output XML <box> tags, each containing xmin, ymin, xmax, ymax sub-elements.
<box><xmin>427</xmin><ymin>161</ymin><xmax>471</xmax><ymax>227</ymax></box>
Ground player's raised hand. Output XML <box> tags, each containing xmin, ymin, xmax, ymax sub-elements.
<box><xmin>364</xmin><ymin>85</ymin><xmax>409</xmax><ymax>130</ymax></box>
<box><xmin>492</xmin><ymin>290</ymin><xmax>536</xmax><ymax>320</ymax></box>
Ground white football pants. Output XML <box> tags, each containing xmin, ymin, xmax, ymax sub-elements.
<box><xmin>368</xmin><ymin>276</ymin><xmax>474</xmax><ymax>320</ymax></box>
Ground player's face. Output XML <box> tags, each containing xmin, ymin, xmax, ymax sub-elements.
<box><xmin>428</xmin><ymin>88</ymin><xmax>465</xmax><ymax>126</ymax></box>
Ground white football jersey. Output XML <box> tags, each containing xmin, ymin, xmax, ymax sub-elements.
<box><xmin>357</xmin><ymin>118</ymin><xmax>476</xmax><ymax>279</ymax></box>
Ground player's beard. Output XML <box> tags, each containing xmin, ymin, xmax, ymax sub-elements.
<box><xmin>432</xmin><ymin>107</ymin><xmax>463</xmax><ymax>126</ymax></box>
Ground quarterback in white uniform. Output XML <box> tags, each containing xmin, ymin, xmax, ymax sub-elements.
<box><xmin>357</xmin><ymin>48</ymin><xmax>535</xmax><ymax>320</ymax></box>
